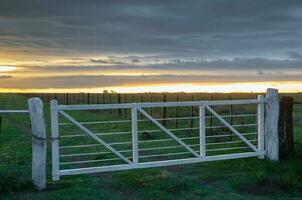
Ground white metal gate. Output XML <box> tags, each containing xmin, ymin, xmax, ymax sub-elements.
<box><xmin>51</xmin><ymin>95</ymin><xmax>266</xmax><ymax>181</ymax></box>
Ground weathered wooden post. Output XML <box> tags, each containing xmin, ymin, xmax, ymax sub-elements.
<box><xmin>117</xmin><ymin>93</ymin><xmax>122</xmax><ymax>117</ymax></box>
<box><xmin>87</xmin><ymin>93</ymin><xmax>90</xmax><ymax>104</ymax></box>
<box><xmin>278</xmin><ymin>96</ymin><xmax>295</xmax><ymax>159</ymax></box>
<box><xmin>175</xmin><ymin>94</ymin><xmax>179</xmax><ymax>128</ymax></box>
<box><xmin>28</xmin><ymin>98</ymin><xmax>47</xmax><ymax>190</ymax></box>
<box><xmin>265</xmin><ymin>88</ymin><xmax>279</xmax><ymax>161</ymax></box>
<box><xmin>229</xmin><ymin>95</ymin><xmax>234</xmax><ymax>142</ymax></box>
<box><xmin>257</xmin><ymin>95</ymin><xmax>265</xmax><ymax>159</ymax></box>
<box><xmin>0</xmin><ymin>115</ymin><xmax>2</xmax><ymax>134</ymax></box>
<box><xmin>209</xmin><ymin>94</ymin><xmax>213</xmax><ymax>136</ymax></box>
<box><xmin>150</xmin><ymin>93</ymin><xmax>154</xmax><ymax>116</ymax></box>
<box><xmin>140</xmin><ymin>94</ymin><xmax>143</xmax><ymax>119</ymax></box>
<box><xmin>190</xmin><ymin>94</ymin><xmax>194</xmax><ymax>131</ymax></box>
<box><xmin>109</xmin><ymin>93</ymin><xmax>112</xmax><ymax>115</ymax></box>
<box><xmin>162</xmin><ymin>94</ymin><xmax>167</xmax><ymax>126</ymax></box>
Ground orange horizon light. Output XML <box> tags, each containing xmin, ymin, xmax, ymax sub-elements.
<box><xmin>0</xmin><ymin>81</ymin><xmax>301</xmax><ymax>93</ymax></box>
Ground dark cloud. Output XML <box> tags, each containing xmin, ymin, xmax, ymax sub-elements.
<box><xmin>131</xmin><ymin>59</ymin><xmax>140</xmax><ymax>63</ymax></box>
<box><xmin>288</xmin><ymin>51</ymin><xmax>302</xmax><ymax>60</ymax></box>
<box><xmin>0</xmin><ymin>75</ymin><xmax>12</xmax><ymax>79</ymax></box>
<box><xmin>1</xmin><ymin>0</ymin><xmax>302</xmax><ymax>92</ymax></box>
<box><xmin>90</xmin><ymin>59</ymin><xmax>110</xmax><ymax>64</ymax></box>
<box><xmin>9</xmin><ymin>55</ymin><xmax>302</xmax><ymax>75</ymax></box>
<box><xmin>90</xmin><ymin>59</ymin><xmax>125</xmax><ymax>65</ymax></box>
<box><xmin>1</xmin><ymin>0</ymin><xmax>302</xmax><ymax>58</ymax></box>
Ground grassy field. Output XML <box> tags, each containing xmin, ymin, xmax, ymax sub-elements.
<box><xmin>1</xmin><ymin>93</ymin><xmax>302</xmax><ymax>200</ymax></box>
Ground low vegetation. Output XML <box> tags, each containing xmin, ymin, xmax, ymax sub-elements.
<box><xmin>0</xmin><ymin>93</ymin><xmax>302</xmax><ymax>199</ymax></box>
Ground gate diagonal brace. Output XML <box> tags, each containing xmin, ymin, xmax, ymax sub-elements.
<box><xmin>59</xmin><ymin>111</ymin><xmax>132</xmax><ymax>164</ymax></box>
<box><xmin>138</xmin><ymin>107</ymin><xmax>200</xmax><ymax>158</ymax></box>
<box><xmin>205</xmin><ymin>105</ymin><xmax>258</xmax><ymax>152</ymax></box>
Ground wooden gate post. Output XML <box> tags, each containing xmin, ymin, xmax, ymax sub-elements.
<box><xmin>278</xmin><ymin>96</ymin><xmax>295</xmax><ymax>159</ymax></box>
<box><xmin>28</xmin><ymin>98</ymin><xmax>47</xmax><ymax>190</ymax></box>
<box><xmin>162</xmin><ymin>94</ymin><xmax>167</xmax><ymax>126</ymax></box>
<box><xmin>265</xmin><ymin>88</ymin><xmax>279</xmax><ymax>161</ymax></box>
<box><xmin>117</xmin><ymin>93</ymin><xmax>122</xmax><ymax>117</ymax></box>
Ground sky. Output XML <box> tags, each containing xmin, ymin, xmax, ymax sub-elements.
<box><xmin>1</xmin><ymin>0</ymin><xmax>302</xmax><ymax>93</ymax></box>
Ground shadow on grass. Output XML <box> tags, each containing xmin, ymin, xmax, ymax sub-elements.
<box><xmin>0</xmin><ymin>167</ymin><xmax>35</xmax><ymax>195</ymax></box>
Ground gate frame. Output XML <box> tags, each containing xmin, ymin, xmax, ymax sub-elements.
<box><xmin>50</xmin><ymin>90</ymin><xmax>279</xmax><ymax>181</ymax></box>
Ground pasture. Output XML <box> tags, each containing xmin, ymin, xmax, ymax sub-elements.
<box><xmin>1</xmin><ymin>93</ymin><xmax>302</xmax><ymax>200</ymax></box>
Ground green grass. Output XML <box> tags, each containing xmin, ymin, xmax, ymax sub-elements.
<box><xmin>1</xmin><ymin>93</ymin><xmax>302</xmax><ymax>199</ymax></box>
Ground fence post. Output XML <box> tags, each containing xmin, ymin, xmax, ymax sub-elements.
<box><xmin>265</xmin><ymin>88</ymin><xmax>279</xmax><ymax>161</ymax></box>
<box><xmin>0</xmin><ymin>115</ymin><xmax>2</xmax><ymax>134</ymax></box>
<box><xmin>87</xmin><ymin>93</ymin><xmax>90</xmax><ymax>104</ymax></box>
<box><xmin>190</xmin><ymin>94</ymin><xmax>194</xmax><ymax>130</ymax></box>
<box><xmin>278</xmin><ymin>96</ymin><xmax>294</xmax><ymax>159</ymax></box>
<box><xmin>199</xmin><ymin>105</ymin><xmax>206</xmax><ymax>159</ymax></box>
<box><xmin>175</xmin><ymin>94</ymin><xmax>179</xmax><ymax>128</ymax></box>
<box><xmin>257</xmin><ymin>95</ymin><xmax>265</xmax><ymax>159</ymax></box>
<box><xmin>131</xmin><ymin>104</ymin><xmax>138</xmax><ymax>166</ymax></box>
<box><xmin>162</xmin><ymin>94</ymin><xmax>167</xmax><ymax>126</ymax></box>
<box><xmin>28</xmin><ymin>98</ymin><xmax>47</xmax><ymax>190</ymax></box>
<box><xmin>209</xmin><ymin>95</ymin><xmax>213</xmax><ymax>136</ymax></box>
<box><xmin>229</xmin><ymin>96</ymin><xmax>233</xmax><ymax>142</ymax></box>
<box><xmin>150</xmin><ymin>93</ymin><xmax>153</xmax><ymax>116</ymax></box>
<box><xmin>117</xmin><ymin>93</ymin><xmax>122</xmax><ymax>117</ymax></box>
<box><xmin>51</xmin><ymin>100</ymin><xmax>60</xmax><ymax>181</ymax></box>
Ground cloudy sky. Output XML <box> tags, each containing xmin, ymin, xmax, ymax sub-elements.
<box><xmin>1</xmin><ymin>0</ymin><xmax>302</xmax><ymax>92</ymax></box>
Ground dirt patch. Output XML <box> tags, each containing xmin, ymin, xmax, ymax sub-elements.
<box><xmin>105</xmin><ymin>184</ymin><xmax>139</xmax><ymax>200</ymax></box>
<box><xmin>238</xmin><ymin>181</ymin><xmax>285</xmax><ymax>196</ymax></box>
<box><xmin>45</xmin><ymin>182</ymin><xmax>73</xmax><ymax>192</ymax></box>
<box><xmin>94</xmin><ymin>173</ymin><xmax>138</xmax><ymax>200</ymax></box>
<box><xmin>200</xmin><ymin>177</ymin><xmax>222</xmax><ymax>186</ymax></box>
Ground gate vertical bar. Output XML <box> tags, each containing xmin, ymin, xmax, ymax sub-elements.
<box><xmin>199</xmin><ymin>105</ymin><xmax>206</xmax><ymax>159</ymax></box>
<box><xmin>51</xmin><ymin>100</ymin><xmax>60</xmax><ymax>181</ymax></box>
<box><xmin>257</xmin><ymin>95</ymin><xmax>265</xmax><ymax>159</ymax></box>
<box><xmin>132</xmin><ymin>104</ymin><xmax>138</xmax><ymax>166</ymax></box>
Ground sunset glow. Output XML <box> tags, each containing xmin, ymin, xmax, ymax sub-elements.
<box><xmin>110</xmin><ymin>82</ymin><xmax>302</xmax><ymax>93</ymax></box>
<box><xmin>0</xmin><ymin>81</ymin><xmax>301</xmax><ymax>93</ymax></box>
<box><xmin>0</xmin><ymin>66</ymin><xmax>16</xmax><ymax>72</ymax></box>
<box><xmin>1</xmin><ymin>1</ymin><xmax>302</xmax><ymax>93</ymax></box>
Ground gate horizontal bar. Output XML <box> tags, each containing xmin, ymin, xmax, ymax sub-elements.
<box><xmin>59</xmin><ymin>152</ymin><xmax>263</xmax><ymax>176</ymax></box>
<box><xmin>206</xmin><ymin>146</ymin><xmax>249</xmax><ymax>152</ymax></box>
<box><xmin>61</xmin><ymin>124</ymin><xmax>256</xmax><ymax>138</ymax></box>
<box><xmin>60</xmin><ymin>139</ymin><xmax>257</xmax><ymax>158</ymax></box>
<box><xmin>58</xmin><ymin>114</ymin><xmax>257</xmax><ymax>126</ymax></box>
<box><xmin>0</xmin><ymin>110</ymin><xmax>29</xmax><ymax>113</ymax></box>
<box><xmin>55</xmin><ymin>99</ymin><xmax>263</xmax><ymax>111</ymax></box>
<box><xmin>59</xmin><ymin>132</ymin><xmax>257</xmax><ymax>150</ymax></box>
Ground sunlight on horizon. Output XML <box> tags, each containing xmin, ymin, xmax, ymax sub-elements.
<box><xmin>0</xmin><ymin>66</ymin><xmax>16</xmax><ymax>72</ymax></box>
<box><xmin>109</xmin><ymin>82</ymin><xmax>302</xmax><ymax>93</ymax></box>
<box><xmin>0</xmin><ymin>81</ymin><xmax>302</xmax><ymax>93</ymax></box>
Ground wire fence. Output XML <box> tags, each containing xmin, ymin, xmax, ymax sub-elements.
<box><xmin>0</xmin><ymin>94</ymin><xmax>41</xmax><ymax>189</ymax></box>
